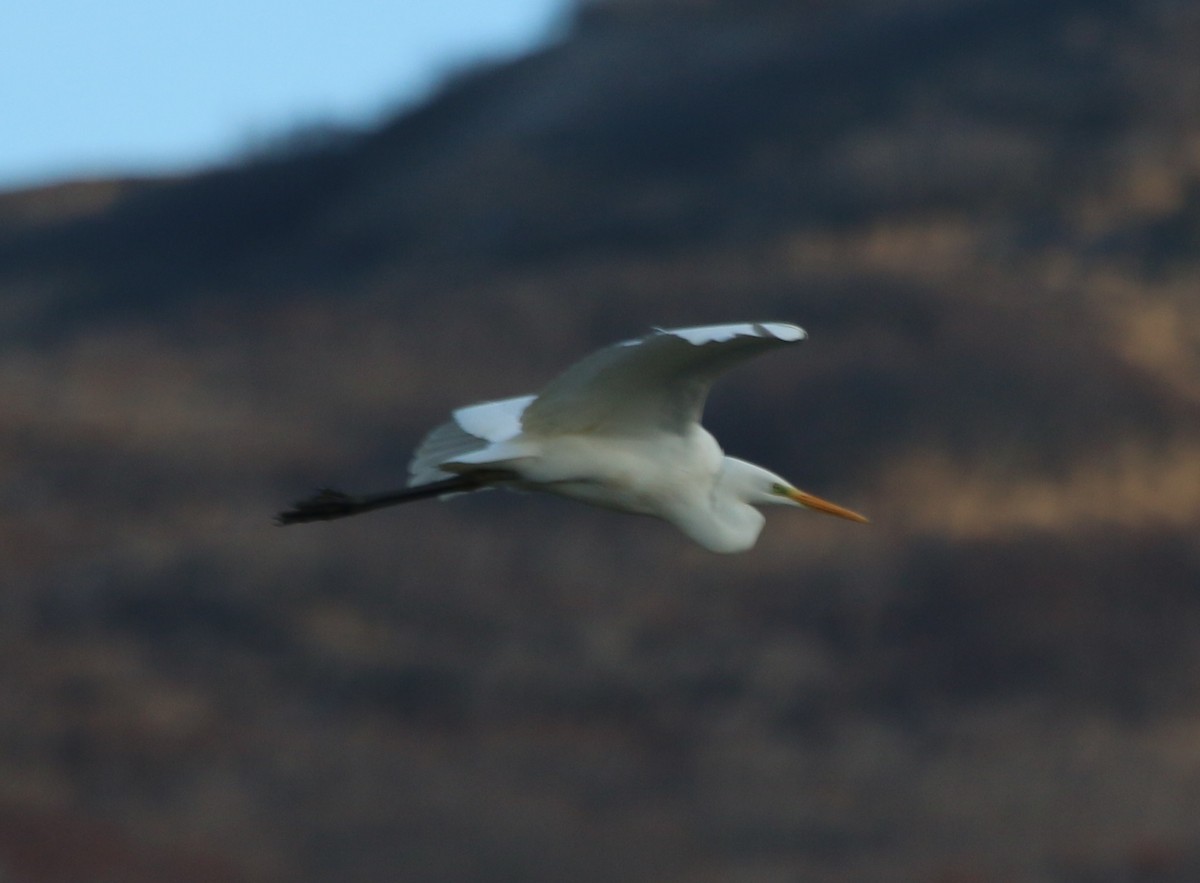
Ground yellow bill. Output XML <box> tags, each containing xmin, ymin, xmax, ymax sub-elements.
<box><xmin>787</xmin><ymin>488</ymin><xmax>869</xmax><ymax>524</ymax></box>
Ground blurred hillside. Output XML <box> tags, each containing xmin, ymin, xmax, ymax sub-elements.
<box><xmin>2</xmin><ymin>0</ymin><xmax>1200</xmax><ymax>880</ymax></box>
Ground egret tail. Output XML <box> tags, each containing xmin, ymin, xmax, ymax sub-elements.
<box><xmin>276</xmin><ymin>475</ymin><xmax>483</xmax><ymax>525</ymax></box>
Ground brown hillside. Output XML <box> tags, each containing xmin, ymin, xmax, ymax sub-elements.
<box><xmin>1</xmin><ymin>0</ymin><xmax>1199</xmax><ymax>880</ymax></box>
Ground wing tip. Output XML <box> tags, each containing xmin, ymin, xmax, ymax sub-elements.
<box><xmin>756</xmin><ymin>322</ymin><xmax>807</xmax><ymax>342</ymax></box>
<box><xmin>650</xmin><ymin>321</ymin><xmax>807</xmax><ymax>346</ymax></box>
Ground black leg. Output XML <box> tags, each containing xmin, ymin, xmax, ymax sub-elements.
<box><xmin>275</xmin><ymin>476</ymin><xmax>484</xmax><ymax>525</ymax></box>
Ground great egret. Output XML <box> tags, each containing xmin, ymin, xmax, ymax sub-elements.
<box><xmin>278</xmin><ymin>322</ymin><xmax>867</xmax><ymax>553</ymax></box>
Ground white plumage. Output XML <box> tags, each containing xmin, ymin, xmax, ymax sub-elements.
<box><xmin>279</xmin><ymin>322</ymin><xmax>867</xmax><ymax>553</ymax></box>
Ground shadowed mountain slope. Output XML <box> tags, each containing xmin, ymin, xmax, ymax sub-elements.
<box><xmin>2</xmin><ymin>0</ymin><xmax>1199</xmax><ymax>880</ymax></box>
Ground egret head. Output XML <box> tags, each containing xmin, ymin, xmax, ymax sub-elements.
<box><xmin>766</xmin><ymin>480</ymin><xmax>869</xmax><ymax>523</ymax></box>
<box><xmin>671</xmin><ymin>457</ymin><xmax>868</xmax><ymax>554</ymax></box>
<box><xmin>728</xmin><ymin>458</ymin><xmax>869</xmax><ymax>523</ymax></box>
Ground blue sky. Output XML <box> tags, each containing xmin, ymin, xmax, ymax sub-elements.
<box><xmin>2</xmin><ymin>0</ymin><xmax>570</xmax><ymax>190</ymax></box>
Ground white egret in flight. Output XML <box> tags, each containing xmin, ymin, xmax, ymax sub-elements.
<box><xmin>278</xmin><ymin>322</ymin><xmax>867</xmax><ymax>553</ymax></box>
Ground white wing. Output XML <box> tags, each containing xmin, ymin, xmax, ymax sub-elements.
<box><xmin>407</xmin><ymin>394</ymin><xmax>535</xmax><ymax>486</ymax></box>
<box><xmin>521</xmin><ymin>322</ymin><xmax>806</xmax><ymax>437</ymax></box>
<box><xmin>407</xmin><ymin>322</ymin><xmax>805</xmax><ymax>486</ymax></box>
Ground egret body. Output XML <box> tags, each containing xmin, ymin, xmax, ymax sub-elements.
<box><xmin>279</xmin><ymin>322</ymin><xmax>867</xmax><ymax>553</ymax></box>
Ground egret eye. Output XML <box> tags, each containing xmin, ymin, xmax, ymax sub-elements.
<box><xmin>771</xmin><ymin>483</ymin><xmax>788</xmax><ymax>495</ymax></box>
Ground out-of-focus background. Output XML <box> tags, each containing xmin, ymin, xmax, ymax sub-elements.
<box><xmin>3</xmin><ymin>0</ymin><xmax>1200</xmax><ymax>880</ymax></box>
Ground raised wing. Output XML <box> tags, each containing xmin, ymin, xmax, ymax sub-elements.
<box><xmin>521</xmin><ymin>322</ymin><xmax>806</xmax><ymax>437</ymax></box>
<box><xmin>407</xmin><ymin>394</ymin><xmax>535</xmax><ymax>486</ymax></box>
